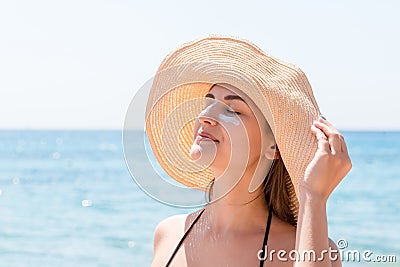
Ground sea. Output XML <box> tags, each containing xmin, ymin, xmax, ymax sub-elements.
<box><xmin>0</xmin><ymin>130</ymin><xmax>399</xmax><ymax>267</ymax></box>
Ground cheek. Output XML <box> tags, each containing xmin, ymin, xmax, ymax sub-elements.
<box><xmin>247</xmin><ymin>121</ymin><xmax>263</xmax><ymax>153</ymax></box>
<box><xmin>221</xmin><ymin>121</ymin><xmax>248</xmax><ymax>153</ymax></box>
<box><xmin>218</xmin><ymin>114</ymin><xmax>240</xmax><ymax>126</ymax></box>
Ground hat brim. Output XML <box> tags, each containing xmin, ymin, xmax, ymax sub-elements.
<box><xmin>145</xmin><ymin>35</ymin><xmax>321</xmax><ymax>220</ymax></box>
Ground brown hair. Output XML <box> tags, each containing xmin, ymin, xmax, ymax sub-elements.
<box><xmin>264</xmin><ymin>152</ymin><xmax>298</xmax><ymax>226</ymax></box>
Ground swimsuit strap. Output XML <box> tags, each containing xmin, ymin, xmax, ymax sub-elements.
<box><xmin>259</xmin><ymin>207</ymin><xmax>273</xmax><ymax>267</ymax></box>
<box><xmin>164</xmin><ymin>207</ymin><xmax>273</xmax><ymax>267</ymax></box>
<box><xmin>165</xmin><ymin>209</ymin><xmax>205</xmax><ymax>267</ymax></box>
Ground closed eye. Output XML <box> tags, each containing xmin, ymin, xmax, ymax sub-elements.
<box><xmin>204</xmin><ymin>94</ymin><xmax>243</xmax><ymax>115</ymax></box>
<box><xmin>226</xmin><ymin>109</ymin><xmax>241</xmax><ymax>115</ymax></box>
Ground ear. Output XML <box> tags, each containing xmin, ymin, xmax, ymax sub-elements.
<box><xmin>264</xmin><ymin>144</ymin><xmax>280</xmax><ymax>160</ymax></box>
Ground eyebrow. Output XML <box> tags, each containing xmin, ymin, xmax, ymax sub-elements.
<box><xmin>205</xmin><ymin>93</ymin><xmax>246</xmax><ymax>103</ymax></box>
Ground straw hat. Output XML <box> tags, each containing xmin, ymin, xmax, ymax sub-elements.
<box><xmin>145</xmin><ymin>35</ymin><xmax>321</xmax><ymax>219</ymax></box>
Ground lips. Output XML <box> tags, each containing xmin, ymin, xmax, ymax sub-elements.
<box><xmin>197</xmin><ymin>131</ymin><xmax>219</xmax><ymax>142</ymax></box>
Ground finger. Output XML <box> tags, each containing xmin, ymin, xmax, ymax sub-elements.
<box><xmin>311</xmin><ymin>125</ymin><xmax>330</xmax><ymax>152</ymax></box>
<box><xmin>340</xmin><ymin>135</ymin><xmax>349</xmax><ymax>154</ymax></box>
<box><xmin>317</xmin><ymin>116</ymin><xmax>338</xmax><ymax>132</ymax></box>
<box><xmin>318</xmin><ymin>117</ymin><xmax>349</xmax><ymax>154</ymax></box>
<box><xmin>318</xmin><ymin>115</ymin><xmax>332</xmax><ymax>125</ymax></box>
<box><xmin>313</xmin><ymin>121</ymin><xmax>341</xmax><ymax>155</ymax></box>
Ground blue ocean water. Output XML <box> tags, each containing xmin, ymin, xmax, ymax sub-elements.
<box><xmin>0</xmin><ymin>130</ymin><xmax>399</xmax><ymax>267</ymax></box>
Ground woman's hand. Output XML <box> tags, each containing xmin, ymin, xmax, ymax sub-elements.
<box><xmin>301</xmin><ymin>116</ymin><xmax>352</xmax><ymax>202</ymax></box>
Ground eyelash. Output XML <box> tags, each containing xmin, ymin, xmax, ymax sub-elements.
<box><xmin>204</xmin><ymin>98</ymin><xmax>241</xmax><ymax>115</ymax></box>
<box><xmin>226</xmin><ymin>109</ymin><xmax>241</xmax><ymax>115</ymax></box>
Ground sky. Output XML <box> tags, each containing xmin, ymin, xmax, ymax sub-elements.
<box><xmin>0</xmin><ymin>0</ymin><xmax>399</xmax><ymax>130</ymax></box>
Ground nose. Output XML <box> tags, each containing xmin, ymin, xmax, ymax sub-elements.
<box><xmin>199</xmin><ymin>115</ymin><xmax>217</xmax><ymax>126</ymax></box>
<box><xmin>198</xmin><ymin>104</ymin><xmax>218</xmax><ymax>126</ymax></box>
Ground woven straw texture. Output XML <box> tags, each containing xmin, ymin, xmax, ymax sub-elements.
<box><xmin>145</xmin><ymin>35</ymin><xmax>321</xmax><ymax>219</ymax></box>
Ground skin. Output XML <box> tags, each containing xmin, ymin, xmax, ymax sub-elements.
<box><xmin>151</xmin><ymin>85</ymin><xmax>351</xmax><ymax>266</ymax></box>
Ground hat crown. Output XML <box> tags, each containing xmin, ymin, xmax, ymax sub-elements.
<box><xmin>146</xmin><ymin>35</ymin><xmax>321</xmax><ymax>221</ymax></box>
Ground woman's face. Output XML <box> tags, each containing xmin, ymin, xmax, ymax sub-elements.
<box><xmin>190</xmin><ymin>84</ymin><xmax>275</xmax><ymax>179</ymax></box>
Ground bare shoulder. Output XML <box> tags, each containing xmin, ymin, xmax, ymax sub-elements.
<box><xmin>153</xmin><ymin>213</ymin><xmax>187</xmax><ymax>251</ymax></box>
<box><xmin>151</xmin><ymin>210</ymin><xmax>203</xmax><ymax>266</ymax></box>
<box><xmin>328</xmin><ymin>237</ymin><xmax>338</xmax><ymax>249</ymax></box>
<box><xmin>328</xmin><ymin>237</ymin><xmax>342</xmax><ymax>267</ymax></box>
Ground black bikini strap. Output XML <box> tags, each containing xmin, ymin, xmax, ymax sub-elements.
<box><xmin>259</xmin><ymin>207</ymin><xmax>273</xmax><ymax>267</ymax></box>
<box><xmin>165</xmin><ymin>209</ymin><xmax>205</xmax><ymax>267</ymax></box>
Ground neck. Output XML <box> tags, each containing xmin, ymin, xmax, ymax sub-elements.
<box><xmin>203</xmin><ymin>166</ymin><xmax>270</xmax><ymax>234</ymax></box>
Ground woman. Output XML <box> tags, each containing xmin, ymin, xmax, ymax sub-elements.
<box><xmin>145</xmin><ymin>35</ymin><xmax>352</xmax><ymax>266</ymax></box>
